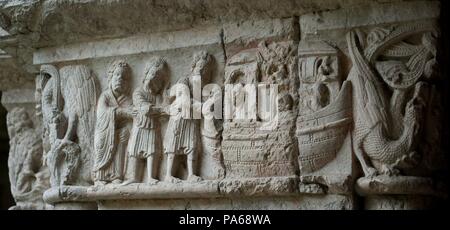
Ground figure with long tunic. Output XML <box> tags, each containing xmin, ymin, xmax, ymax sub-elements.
<box><xmin>93</xmin><ymin>60</ymin><xmax>134</xmax><ymax>185</ymax></box>
<box><xmin>124</xmin><ymin>58</ymin><xmax>167</xmax><ymax>184</ymax></box>
<box><xmin>164</xmin><ymin>51</ymin><xmax>213</xmax><ymax>183</ymax></box>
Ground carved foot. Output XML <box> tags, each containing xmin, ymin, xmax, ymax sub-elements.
<box><xmin>187</xmin><ymin>175</ymin><xmax>203</xmax><ymax>183</ymax></box>
<box><xmin>379</xmin><ymin>164</ymin><xmax>400</xmax><ymax>176</ymax></box>
<box><xmin>121</xmin><ymin>180</ymin><xmax>139</xmax><ymax>186</ymax></box>
<box><xmin>146</xmin><ymin>178</ymin><xmax>159</xmax><ymax>185</ymax></box>
<box><xmin>404</xmin><ymin>151</ymin><xmax>421</xmax><ymax>166</ymax></box>
<box><xmin>111</xmin><ymin>179</ymin><xmax>123</xmax><ymax>184</ymax></box>
<box><xmin>164</xmin><ymin>176</ymin><xmax>182</xmax><ymax>183</ymax></box>
<box><xmin>394</xmin><ymin>151</ymin><xmax>421</xmax><ymax>169</ymax></box>
<box><xmin>364</xmin><ymin>167</ymin><xmax>378</xmax><ymax>178</ymax></box>
<box><xmin>94</xmin><ymin>180</ymin><xmax>107</xmax><ymax>186</ymax></box>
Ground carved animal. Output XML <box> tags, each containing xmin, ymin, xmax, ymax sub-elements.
<box><xmin>347</xmin><ymin>24</ymin><xmax>436</xmax><ymax>177</ymax></box>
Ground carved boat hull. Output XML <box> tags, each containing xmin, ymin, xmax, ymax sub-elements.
<box><xmin>296</xmin><ymin>81</ymin><xmax>352</xmax><ymax>173</ymax></box>
<box><xmin>222</xmin><ymin>112</ymin><xmax>298</xmax><ymax>178</ymax></box>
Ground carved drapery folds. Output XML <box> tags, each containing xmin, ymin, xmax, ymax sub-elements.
<box><xmin>93</xmin><ymin>60</ymin><xmax>131</xmax><ymax>185</ymax></box>
<box><xmin>124</xmin><ymin>57</ymin><xmax>167</xmax><ymax>185</ymax></box>
<box><xmin>29</xmin><ymin>25</ymin><xmax>446</xmax><ymax>209</ymax></box>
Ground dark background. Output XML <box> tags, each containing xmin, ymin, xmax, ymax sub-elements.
<box><xmin>0</xmin><ymin>92</ymin><xmax>14</xmax><ymax>209</ymax></box>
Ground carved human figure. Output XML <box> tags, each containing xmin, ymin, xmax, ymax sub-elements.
<box><xmin>164</xmin><ymin>51</ymin><xmax>213</xmax><ymax>183</ymax></box>
<box><xmin>93</xmin><ymin>60</ymin><xmax>134</xmax><ymax>185</ymax></box>
<box><xmin>124</xmin><ymin>58</ymin><xmax>167</xmax><ymax>184</ymax></box>
<box><xmin>202</xmin><ymin>88</ymin><xmax>222</xmax><ymax>137</ymax></box>
<box><xmin>7</xmin><ymin>107</ymin><xmax>50</xmax><ymax>210</ymax></box>
<box><xmin>233</xmin><ymin>82</ymin><xmax>247</xmax><ymax>120</ymax></box>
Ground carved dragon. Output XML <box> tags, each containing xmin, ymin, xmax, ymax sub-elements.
<box><xmin>347</xmin><ymin>23</ymin><xmax>437</xmax><ymax>177</ymax></box>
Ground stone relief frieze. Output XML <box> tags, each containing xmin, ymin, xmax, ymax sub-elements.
<box><xmin>1</xmin><ymin>0</ymin><xmax>446</xmax><ymax>210</ymax></box>
<box><xmin>222</xmin><ymin>41</ymin><xmax>299</xmax><ymax>178</ymax></box>
<box><xmin>29</xmin><ymin>23</ymin><xmax>446</xmax><ymax>209</ymax></box>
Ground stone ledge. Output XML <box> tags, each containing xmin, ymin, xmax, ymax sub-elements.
<box><xmin>355</xmin><ymin>175</ymin><xmax>448</xmax><ymax>198</ymax></box>
<box><xmin>43</xmin><ymin>176</ymin><xmax>354</xmax><ymax>205</ymax></box>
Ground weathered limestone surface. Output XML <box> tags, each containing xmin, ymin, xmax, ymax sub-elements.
<box><xmin>0</xmin><ymin>0</ymin><xmax>447</xmax><ymax>210</ymax></box>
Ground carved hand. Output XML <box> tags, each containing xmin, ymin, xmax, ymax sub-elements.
<box><xmin>116</xmin><ymin>108</ymin><xmax>135</xmax><ymax>119</ymax></box>
<box><xmin>132</xmin><ymin>108</ymin><xmax>139</xmax><ymax>117</ymax></box>
<box><xmin>147</xmin><ymin>104</ymin><xmax>161</xmax><ymax>116</ymax></box>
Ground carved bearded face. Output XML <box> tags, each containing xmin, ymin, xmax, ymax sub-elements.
<box><xmin>111</xmin><ymin>66</ymin><xmax>127</xmax><ymax>94</ymax></box>
<box><xmin>191</xmin><ymin>52</ymin><xmax>212</xmax><ymax>83</ymax></box>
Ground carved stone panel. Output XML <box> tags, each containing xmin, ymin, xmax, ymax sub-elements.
<box><xmin>0</xmin><ymin>0</ymin><xmax>446</xmax><ymax>210</ymax></box>
<box><xmin>222</xmin><ymin>41</ymin><xmax>299</xmax><ymax>178</ymax></box>
<box><xmin>296</xmin><ymin>40</ymin><xmax>352</xmax><ymax>174</ymax></box>
<box><xmin>39</xmin><ymin>64</ymin><xmax>96</xmax><ymax>187</ymax></box>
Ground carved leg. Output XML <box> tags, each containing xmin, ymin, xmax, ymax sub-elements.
<box><xmin>352</xmin><ymin>135</ymin><xmax>377</xmax><ymax>177</ymax></box>
<box><xmin>164</xmin><ymin>154</ymin><xmax>181</xmax><ymax>183</ymax></box>
<box><xmin>355</xmin><ymin>147</ymin><xmax>377</xmax><ymax>177</ymax></box>
<box><xmin>379</xmin><ymin>163</ymin><xmax>401</xmax><ymax>176</ymax></box>
<box><xmin>94</xmin><ymin>180</ymin><xmax>107</xmax><ymax>186</ymax></box>
<box><xmin>187</xmin><ymin>149</ymin><xmax>202</xmax><ymax>182</ymax></box>
<box><xmin>122</xmin><ymin>157</ymin><xmax>141</xmax><ymax>185</ymax></box>
<box><xmin>111</xmin><ymin>179</ymin><xmax>123</xmax><ymax>184</ymax></box>
<box><xmin>146</xmin><ymin>156</ymin><xmax>158</xmax><ymax>185</ymax></box>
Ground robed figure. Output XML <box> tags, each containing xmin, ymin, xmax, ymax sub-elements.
<box><xmin>93</xmin><ymin>60</ymin><xmax>134</xmax><ymax>185</ymax></box>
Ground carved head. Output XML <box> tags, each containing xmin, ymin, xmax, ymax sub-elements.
<box><xmin>368</xmin><ymin>25</ymin><xmax>438</xmax><ymax>89</ymax></box>
<box><xmin>191</xmin><ymin>51</ymin><xmax>213</xmax><ymax>83</ymax></box>
<box><xmin>6</xmin><ymin>107</ymin><xmax>33</xmax><ymax>138</ymax></box>
<box><xmin>144</xmin><ymin>57</ymin><xmax>167</xmax><ymax>94</ymax></box>
<box><xmin>108</xmin><ymin>60</ymin><xmax>131</xmax><ymax>95</ymax></box>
